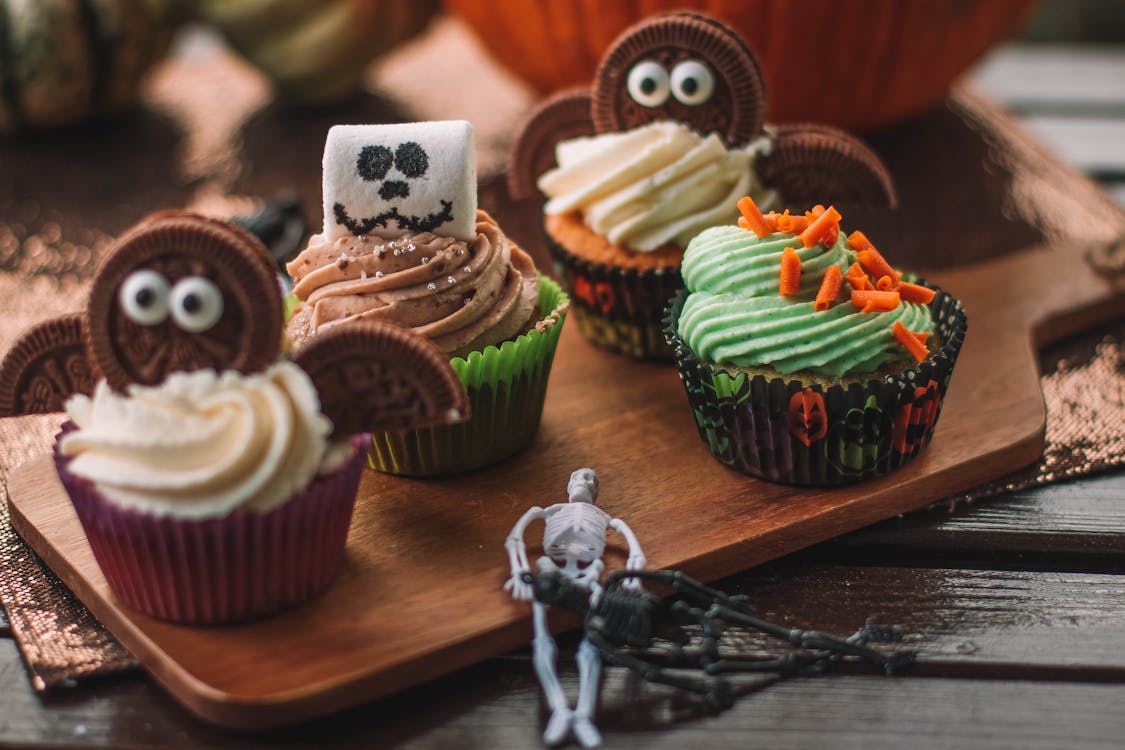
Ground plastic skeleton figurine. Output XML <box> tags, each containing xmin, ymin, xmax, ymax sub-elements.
<box><xmin>524</xmin><ymin>568</ymin><xmax>915</xmax><ymax>711</ymax></box>
<box><xmin>505</xmin><ymin>468</ymin><xmax>646</xmax><ymax>749</ymax></box>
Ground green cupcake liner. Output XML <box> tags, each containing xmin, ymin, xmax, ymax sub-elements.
<box><xmin>664</xmin><ymin>282</ymin><xmax>968</xmax><ymax>486</ymax></box>
<box><xmin>544</xmin><ymin>229</ymin><xmax>682</xmax><ymax>361</ymax></box>
<box><xmin>367</xmin><ymin>274</ymin><xmax>569</xmax><ymax>476</ymax></box>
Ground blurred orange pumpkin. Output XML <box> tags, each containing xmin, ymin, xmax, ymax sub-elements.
<box><xmin>444</xmin><ymin>0</ymin><xmax>1039</xmax><ymax>131</ymax></box>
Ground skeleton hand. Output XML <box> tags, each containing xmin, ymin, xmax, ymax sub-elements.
<box><xmin>621</xmin><ymin>554</ymin><xmax>647</xmax><ymax>590</ymax></box>
<box><xmin>504</xmin><ymin>569</ymin><xmax>535</xmax><ymax>601</ymax></box>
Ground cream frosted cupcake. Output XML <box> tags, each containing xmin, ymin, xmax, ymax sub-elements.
<box><xmin>508</xmin><ymin>12</ymin><xmax>895</xmax><ymax>360</ymax></box>
<box><xmin>665</xmin><ymin>199</ymin><xmax>966</xmax><ymax>485</ymax></box>
<box><xmin>0</xmin><ymin>212</ymin><xmax>468</xmax><ymax>623</ymax></box>
<box><xmin>286</xmin><ymin>121</ymin><xmax>568</xmax><ymax>476</ymax></box>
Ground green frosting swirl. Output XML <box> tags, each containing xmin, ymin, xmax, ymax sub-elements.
<box><xmin>677</xmin><ymin>225</ymin><xmax>935</xmax><ymax>377</ymax></box>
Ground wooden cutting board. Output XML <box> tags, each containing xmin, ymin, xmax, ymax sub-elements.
<box><xmin>7</xmin><ymin>90</ymin><xmax>1125</xmax><ymax>730</ymax></box>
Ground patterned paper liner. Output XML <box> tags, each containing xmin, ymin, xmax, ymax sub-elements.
<box><xmin>54</xmin><ymin>431</ymin><xmax>367</xmax><ymax>625</ymax></box>
<box><xmin>544</xmin><ymin>232</ymin><xmax>682</xmax><ymax>361</ymax></box>
<box><xmin>664</xmin><ymin>284</ymin><xmax>968</xmax><ymax>485</ymax></box>
<box><xmin>367</xmin><ymin>274</ymin><xmax>569</xmax><ymax>476</ymax></box>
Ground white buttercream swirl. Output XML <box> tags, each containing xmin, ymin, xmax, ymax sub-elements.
<box><xmin>538</xmin><ymin>120</ymin><xmax>778</xmax><ymax>252</ymax></box>
<box><xmin>59</xmin><ymin>361</ymin><xmax>342</xmax><ymax>519</ymax></box>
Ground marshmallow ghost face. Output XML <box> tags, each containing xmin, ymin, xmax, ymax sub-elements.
<box><xmin>323</xmin><ymin>121</ymin><xmax>478</xmax><ymax>242</ymax></box>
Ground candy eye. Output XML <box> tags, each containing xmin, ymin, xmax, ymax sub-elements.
<box><xmin>169</xmin><ymin>277</ymin><xmax>223</xmax><ymax>333</ymax></box>
<box><xmin>118</xmin><ymin>270</ymin><xmax>170</xmax><ymax>326</ymax></box>
<box><xmin>626</xmin><ymin>60</ymin><xmax>670</xmax><ymax>108</ymax></box>
<box><xmin>670</xmin><ymin>59</ymin><xmax>714</xmax><ymax>106</ymax></box>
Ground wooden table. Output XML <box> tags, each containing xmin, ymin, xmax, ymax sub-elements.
<box><xmin>2</xmin><ymin>32</ymin><xmax>1125</xmax><ymax>750</ymax></box>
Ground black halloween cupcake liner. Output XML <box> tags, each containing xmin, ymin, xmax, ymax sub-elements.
<box><xmin>544</xmin><ymin>231</ymin><xmax>682</xmax><ymax>361</ymax></box>
<box><xmin>663</xmin><ymin>283</ymin><xmax>967</xmax><ymax>486</ymax></box>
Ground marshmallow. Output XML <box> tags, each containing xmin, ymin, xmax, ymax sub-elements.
<box><xmin>323</xmin><ymin>121</ymin><xmax>477</xmax><ymax>241</ymax></box>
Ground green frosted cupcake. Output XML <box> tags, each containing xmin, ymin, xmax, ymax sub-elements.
<box><xmin>665</xmin><ymin>201</ymin><xmax>966</xmax><ymax>485</ymax></box>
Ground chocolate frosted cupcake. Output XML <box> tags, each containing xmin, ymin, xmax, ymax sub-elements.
<box><xmin>509</xmin><ymin>12</ymin><xmax>894</xmax><ymax>360</ymax></box>
<box><xmin>288</xmin><ymin>121</ymin><xmax>568</xmax><ymax>476</ymax></box>
<box><xmin>0</xmin><ymin>212</ymin><xmax>468</xmax><ymax>623</ymax></box>
<box><xmin>665</xmin><ymin>199</ymin><xmax>966</xmax><ymax>485</ymax></box>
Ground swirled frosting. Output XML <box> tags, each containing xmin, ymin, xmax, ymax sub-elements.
<box><xmin>677</xmin><ymin>225</ymin><xmax>935</xmax><ymax>377</ymax></box>
<box><xmin>538</xmin><ymin>121</ymin><xmax>777</xmax><ymax>252</ymax></box>
<box><xmin>286</xmin><ymin>210</ymin><xmax>538</xmax><ymax>358</ymax></box>
<box><xmin>59</xmin><ymin>362</ymin><xmax>343</xmax><ymax>519</ymax></box>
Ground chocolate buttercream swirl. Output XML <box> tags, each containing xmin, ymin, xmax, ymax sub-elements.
<box><xmin>287</xmin><ymin>211</ymin><xmax>539</xmax><ymax>358</ymax></box>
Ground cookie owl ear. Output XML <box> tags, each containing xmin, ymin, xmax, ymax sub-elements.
<box><xmin>507</xmin><ymin>87</ymin><xmax>596</xmax><ymax>200</ymax></box>
<box><xmin>591</xmin><ymin>12</ymin><xmax>767</xmax><ymax>146</ymax></box>
<box><xmin>290</xmin><ymin>322</ymin><xmax>469</xmax><ymax>439</ymax></box>
<box><xmin>756</xmin><ymin>124</ymin><xmax>898</xmax><ymax>210</ymax></box>
<box><xmin>0</xmin><ymin>313</ymin><xmax>97</xmax><ymax>416</ymax></box>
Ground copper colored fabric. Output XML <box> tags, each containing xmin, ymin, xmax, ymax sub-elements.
<box><xmin>948</xmin><ymin>322</ymin><xmax>1125</xmax><ymax>504</ymax></box>
<box><xmin>0</xmin><ymin>415</ymin><xmax>138</xmax><ymax>690</ymax></box>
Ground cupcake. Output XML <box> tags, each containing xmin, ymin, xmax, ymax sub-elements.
<box><xmin>665</xmin><ymin>198</ymin><xmax>967</xmax><ymax>485</ymax></box>
<box><xmin>285</xmin><ymin>121</ymin><xmax>568</xmax><ymax>476</ymax></box>
<box><xmin>508</xmin><ymin>12</ymin><xmax>895</xmax><ymax>360</ymax></box>
<box><xmin>0</xmin><ymin>212</ymin><xmax>468</xmax><ymax>623</ymax></box>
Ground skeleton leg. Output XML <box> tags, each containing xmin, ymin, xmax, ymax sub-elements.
<box><xmin>531</xmin><ymin>601</ymin><xmax>573</xmax><ymax>746</ymax></box>
<box><xmin>586</xmin><ymin>630</ymin><xmax>734</xmax><ymax>710</ymax></box>
<box><xmin>572</xmin><ymin>638</ymin><xmax>603</xmax><ymax>748</ymax></box>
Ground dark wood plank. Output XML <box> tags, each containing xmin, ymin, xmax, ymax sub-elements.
<box><xmin>3</xmin><ymin>635</ymin><xmax>1124</xmax><ymax>750</ymax></box>
<box><xmin>828</xmin><ymin>472</ymin><xmax>1125</xmax><ymax>570</ymax></box>
<box><xmin>723</xmin><ymin>561</ymin><xmax>1125</xmax><ymax>678</ymax></box>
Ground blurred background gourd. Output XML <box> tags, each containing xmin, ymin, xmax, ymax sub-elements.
<box><xmin>443</xmin><ymin>0</ymin><xmax>1040</xmax><ymax>131</ymax></box>
<box><xmin>0</xmin><ymin>0</ymin><xmax>177</xmax><ymax>133</ymax></box>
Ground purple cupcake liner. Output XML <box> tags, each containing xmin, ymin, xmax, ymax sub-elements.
<box><xmin>664</xmin><ymin>283</ymin><xmax>967</xmax><ymax>486</ymax></box>
<box><xmin>544</xmin><ymin>229</ymin><xmax>682</xmax><ymax>361</ymax></box>
<box><xmin>54</xmin><ymin>430</ymin><xmax>367</xmax><ymax>625</ymax></box>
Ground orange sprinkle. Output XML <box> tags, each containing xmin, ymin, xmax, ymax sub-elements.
<box><xmin>847</xmin><ymin>230</ymin><xmax>876</xmax><ymax>253</ymax></box>
<box><xmin>737</xmin><ymin>196</ymin><xmax>773</xmax><ymax>237</ymax></box>
<box><xmin>898</xmin><ymin>282</ymin><xmax>936</xmax><ymax>304</ymax></box>
<box><xmin>856</xmin><ymin>248</ymin><xmax>897</xmax><ymax>281</ymax></box>
<box><xmin>893</xmin><ymin>321</ymin><xmax>930</xmax><ymax>362</ymax></box>
<box><xmin>876</xmin><ymin>274</ymin><xmax>897</xmax><ymax>291</ymax></box>
<box><xmin>779</xmin><ymin>247</ymin><xmax>802</xmax><ymax>296</ymax></box>
<box><xmin>799</xmin><ymin>205</ymin><xmax>842</xmax><ymax>247</ymax></box>
<box><xmin>805</xmin><ymin>205</ymin><xmax>827</xmax><ymax>221</ymax></box>
<box><xmin>814</xmin><ymin>265</ymin><xmax>843</xmax><ymax>311</ymax></box>
<box><xmin>850</xmin><ymin>290</ymin><xmax>900</xmax><ymax>312</ymax></box>
<box><xmin>774</xmin><ymin>210</ymin><xmax>809</xmax><ymax>234</ymax></box>
<box><xmin>845</xmin><ymin>262</ymin><xmax>873</xmax><ymax>291</ymax></box>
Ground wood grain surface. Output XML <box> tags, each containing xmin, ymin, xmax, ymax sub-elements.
<box><xmin>8</xmin><ymin>198</ymin><xmax>1125</xmax><ymax>728</ymax></box>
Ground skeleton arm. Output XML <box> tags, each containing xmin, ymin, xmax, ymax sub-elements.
<box><xmin>609</xmin><ymin>517</ymin><xmax>647</xmax><ymax>588</ymax></box>
<box><xmin>504</xmin><ymin>506</ymin><xmax>549</xmax><ymax>601</ymax></box>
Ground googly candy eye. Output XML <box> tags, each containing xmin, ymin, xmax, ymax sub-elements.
<box><xmin>670</xmin><ymin>59</ymin><xmax>715</xmax><ymax>106</ymax></box>
<box><xmin>169</xmin><ymin>277</ymin><xmax>223</xmax><ymax>333</ymax></box>
<box><xmin>118</xmin><ymin>270</ymin><xmax>170</xmax><ymax>325</ymax></box>
<box><xmin>626</xmin><ymin>60</ymin><xmax>670</xmax><ymax>107</ymax></box>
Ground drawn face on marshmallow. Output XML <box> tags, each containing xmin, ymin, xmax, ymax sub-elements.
<box><xmin>323</xmin><ymin>121</ymin><xmax>478</xmax><ymax>242</ymax></box>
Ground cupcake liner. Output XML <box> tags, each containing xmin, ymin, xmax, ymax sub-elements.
<box><xmin>664</xmin><ymin>284</ymin><xmax>967</xmax><ymax>485</ymax></box>
<box><xmin>544</xmin><ymin>231</ymin><xmax>682</xmax><ymax>361</ymax></box>
<box><xmin>367</xmin><ymin>274</ymin><xmax>569</xmax><ymax>476</ymax></box>
<box><xmin>55</xmin><ymin>432</ymin><xmax>367</xmax><ymax>625</ymax></box>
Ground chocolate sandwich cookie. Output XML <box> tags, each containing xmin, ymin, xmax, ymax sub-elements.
<box><xmin>292</xmin><ymin>322</ymin><xmax>470</xmax><ymax>437</ymax></box>
<box><xmin>85</xmin><ymin>212</ymin><xmax>284</xmax><ymax>391</ymax></box>
<box><xmin>591</xmin><ymin>11</ymin><xmax>767</xmax><ymax>147</ymax></box>
<box><xmin>757</xmin><ymin>124</ymin><xmax>898</xmax><ymax>209</ymax></box>
<box><xmin>508</xmin><ymin>87</ymin><xmax>596</xmax><ymax>201</ymax></box>
<box><xmin>0</xmin><ymin>313</ymin><xmax>96</xmax><ymax>415</ymax></box>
